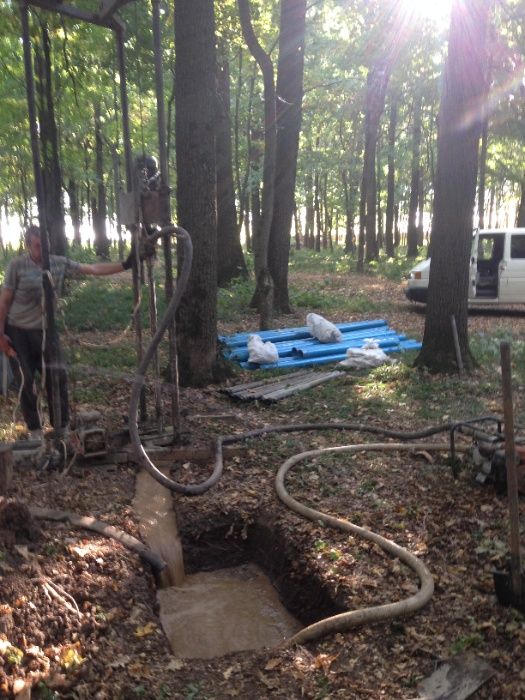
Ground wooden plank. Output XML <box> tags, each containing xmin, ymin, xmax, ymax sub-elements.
<box><xmin>417</xmin><ymin>653</ymin><xmax>494</xmax><ymax>699</ymax></box>
<box><xmin>234</xmin><ymin>371</ymin><xmax>320</xmax><ymax>400</ymax></box>
<box><xmin>222</xmin><ymin>369</ymin><xmax>314</xmax><ymax>396</ymax></box>
<box><xmin>262</xmin><ymin>371</ymin><xmax>343</xmax><ymax>401</ymax></box>
<box><xmin>222</xmin><ymin>369</ymin><xmax>343</xmax><ymax>402</ymax></box>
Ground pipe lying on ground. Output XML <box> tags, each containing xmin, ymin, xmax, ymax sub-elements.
<box><xmin>29</xmin><ymin>506</ymin><xmax>166</xmax><ymax>574</ymax></box>
<box><xmin>275</xmin><ymin>441</ymin><xmax>466</xmax><ymax>646</ymax></box>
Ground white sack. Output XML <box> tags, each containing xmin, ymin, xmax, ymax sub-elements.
<box><xmin>247</xmin><ymin>334</ymin><xmax>279</xmax><ymax>364</ymax></box>
<box><xmin>306</xmin><ymin>313</ymin><xmax>343</xmax><ymax>343</ymax></box>
<box><xmin>339</xmin><ymin>339</ymin><xmax>391</xmax><ymax>369</ymax></box>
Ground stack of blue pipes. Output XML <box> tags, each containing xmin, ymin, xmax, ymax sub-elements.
<box><xmin>219</xmin><ymin>319</ymin><xmax>422</xmax><ymax>370</ymax></box>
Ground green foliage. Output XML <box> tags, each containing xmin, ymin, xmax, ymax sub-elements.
<box><xmin>61</xmin><ymin>279</ymin><xmax>135</xmax><ymax>331</ymax></box>
<box><xmin>184</xmin><ymin>682</ymin><xmax>206</xmax><ymax>700</ymax></box>
<box><xmin>35</xmin><ymin>683</ymin><xmax>60</xmax><ymax>700</ymax></box>
<box><xmin>61</xmin><ymin>271</ymin><xmax>166</xmax><ymax>332</ymax></box>
<box><xmin>450</xmin><ymin>632</ymin><xmax>483</xmax><ymax>655</ymax></box>
<box><xmin>217</xmin><ymin>278</ymin><xmax>256</xmax><ymax>322</ymax></box>
<box><xmin>367</xmin><ymin>250</ymin><xmax>428</xmax><ymax>282</ymax></box>
<box><xmin>473</xmin><ymin>331</ymin><xmax>525</xmax><ymax>384</ymax></box>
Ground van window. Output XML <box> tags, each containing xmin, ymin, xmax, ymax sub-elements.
<box><xmin>511</xmin><ymin>234</ymin><xmax>525</xmax><ymax>259</ymax></box>
<box><xmin>478</xmin><ymin>234</ymin><xmax>504</xmax><ymax>261</ymax></box>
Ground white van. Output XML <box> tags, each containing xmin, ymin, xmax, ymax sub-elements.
<box><xmin>405</xmin><ymin>228</ymin><xmax>525</xmax><ymax>305</ymax></box>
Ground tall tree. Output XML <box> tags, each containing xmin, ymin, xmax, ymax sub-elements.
<box><xmin>358</xmin><ymin>2</ymin><xmax>413</xmax><ymax>269</ymax></box>
<box><xmin>406</xmin><ymin>93</ymin><xmax>422</xmax><ymax>257</ymax></box>
<box><xmin>416</xmin><ymin>0</ymin><xmax>491</xmax><ymax>372</ymax></box>
<box><xmin>174</xmin><ymin>0</ymin><xmax>219</xmax><ymax>386</ymax></box>
<box><xmin>216</xmin><ymin>53</ymin><xmax>248</xmax><ymax>286</ymax></box>
<box><xmin>516</xmin><ymin>176</ymin><xmax>525</xmax><ymax>227</ymax></box>
<box><xmin>92</xmin><ymin>101</ymin><xmax>110</xmax><ymax>259</ymax></box>
<box><xmin>268</xmin><ymin>0</ymin><xmax>307</xmax><ymax>314</ymax></box>
<box><xmin>34</xmin><ymin>21</ymin><xmax>67</xmax><ymax>255</ymax></box>
<box><xmin>384</xmin><ymin>96</ymin><xmax>397</xmax><ymax>257</ymax></box>
<box><xmin>238</xmin><ymin>0</ymin><xmax>277</xmax><ymax>329</ymax></box>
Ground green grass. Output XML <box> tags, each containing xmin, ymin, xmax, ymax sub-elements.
<box><xmin>1</xmin><ymin>242</ymin><xmax>520</xmax><ymax>435</ymax></box>
<box><xmin>61</xmin><ymin>274</ymin><xmax>167</xmax><ymax>332</ymax></box>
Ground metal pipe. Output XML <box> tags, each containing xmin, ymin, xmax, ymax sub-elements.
<box><xmin>20</xmin><ymin>1</ymin><xmax>63</xmax><ymax>434</ymax></box>
<box><xmin>129</xmin><ymin>226</ymin><xmax>193</xmax><ymax>488</ymax></box>
<box><xmin>115</xmin><ymin>23</ymin><xmax>147</xmax><ymax>421</ymax></box>
<box><xmin>146</xmin><ymin>255</ymin><xmax>162</xmax><ymax>429</ymax></box>
<box><xmin>152</xmin><ymin>0</ymin><xmax>180</xmax><ymax>438</ymax></box>
<box><xmin>115</xmin><ymin>26</ymin><xmax>133</xmax><ymax>191</ymax></box>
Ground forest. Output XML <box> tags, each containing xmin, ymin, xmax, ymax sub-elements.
<box><xmin>1</xmin><ymin>1</ymin><xmax>525</xmax><ymax>699</ymax></box>
<box><xmin>0</xmin><ymin>0</ymin><xmax>524</xmax><ymax>381</ymax></box>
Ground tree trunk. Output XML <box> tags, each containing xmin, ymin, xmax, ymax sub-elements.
<box><xmin>174</xmin><ymin>0</ymin><xmax>218</xmax><ymax>386</ymax></box>
<box><xmin>362</xmin><ymin>61</ymin><xmax>391</xmax><ymax>263</ymax></box>
<box><xmin>417</xmin><ymin>177</ymin><xmax>425</xmax><ymax>246</ymax></box>
<box><xmin>478</xmin><ymin>118</ymin><xmax>489</xmax><ymax>229</ymax></box>
<box><xmin>235</xmin><ymin>59</ymin><xmax>256</xmax><ymax>240</ymax></box>
<box><xmin>35</xmin><ymin>22</ymin><xmax>67</xmax><ymax>255</ymax></box>
<box><xmin>216</xmin><ymin>54</ymin><xmax>247</xmax><ymax>286</ymax></box>
<box><xmin>516</xmin><ymin>175</ymin><xmax>525</xmax><ymax>227</ymax></box>
<box><xmin>314</xmin><ymin>170</ymin><xmax>322</xmax><ymax>252</ymax></box>
<box><xmin>268</xmin><ymin>0</ymin><xmax>307</xmax><ymax>314</ymax></box>
<box><xmin>341</xmin><ymin>169</ymin><xmax>356</xmax><ymax>254</ymax></box>
<box><xmin>407</xmin><ymin>94</ymin><xmax>422</xmax><ymax>258</ymax></box>
<box><xmin>416</xmin><ymin>0</ymin><xmax>491</xmax><ymax>373</ymax></box>
<box><xmin>394</xmin><ymin>203</ymin><xmax>400</xmax><ymax>248</ymax></box>
<box><xmin>68</xmin><ymin>178</ymin><xmax>81</xmax><ymax>244</ymax></box>
<box><xmin>385</xmin><ymin>97</ymin><xmax>397</xmax><ymax>258</ymax></box>
<box><xmin>322</xmin><ymin>174</ymin><xmax>329</xmax><ymax>250</ymax></box>
<box><xmin>376</xmin><ymin>137</ymin><xmax>383</xmax><ymax>250</ymax></box>
<box><xmin>304</xmin><ymin>169</ymin><xmax>314</xmax><ymax>248</ymax></box>
<box><xmin>488</xmin><ymin>185</ymin><xmax>495</xmax><ymax>227</ymax></box>
<box><xmin>93</xmin><ymin>102</ymin><xmax>110</xmax><ymax>259</ymax></box>
<box><xmin>477</xmin><ymin>56</ymin><xmax>492</xmax><ymax>230</ymax></box>
<box><xmin>357</xmin><ymin>168</ymin><xmax>366</xmax><ymax>271</ymax></box>
<box><xmin>293</xmin><ymin>204</ymin><xmax>302</xmax><ymax>249</ymax></box>
<box><xmin>251</xmin><ymin>180</ymin><xmax>261</xmax><ymax>246</ymax></box>
<box><xmin>239</xmin><ymin>0</ymin><xmax>277</xmax><ymax>329</ymax></box>
<box><xmin>20</xmin><ymin>170</ymin><xmax>30</xmax><ymax>230</ymax></box>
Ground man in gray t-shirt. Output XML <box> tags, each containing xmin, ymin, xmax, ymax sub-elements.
<box><xmin>0</xmin><ymin>225</ymin><xmax>134</xmax><ymax>438</ymax></box>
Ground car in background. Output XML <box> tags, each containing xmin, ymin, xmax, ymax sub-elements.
<box><xmin>405</xmin><ymin>228</ymin><xmax>525</xmax><ymax>306</ymax></box>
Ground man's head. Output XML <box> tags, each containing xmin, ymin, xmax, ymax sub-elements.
<box><xmin>25</xmin><ymin>225</ymin><xmax>42</xmax><ymax>264</ymax></box>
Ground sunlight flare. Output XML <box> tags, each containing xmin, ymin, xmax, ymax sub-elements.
<box><xmin>402</xmin><ymin>0</ymin><xmax>452</xmax><ymax>24</ymax></box>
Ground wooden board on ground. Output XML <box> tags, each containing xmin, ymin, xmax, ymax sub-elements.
<box><xmin>416</xmin><ymin>654</ymin><xmax>495</xmax><ymax>699</ymax></box>
<box><xmin>222</xmin><ymin>369</ymin><xmax>343</xmax><ymax>402</ymax></box>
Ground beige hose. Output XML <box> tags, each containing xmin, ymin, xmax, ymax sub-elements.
<box><xmin>275</xmin><ymin>442</ymin><xmax>465</xmax><ymax>645</ymax></box>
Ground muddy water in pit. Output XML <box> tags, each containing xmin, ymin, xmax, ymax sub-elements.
<box><xmin>133</xmin><ymin>468</ymin><xmax>302</xmax><ymax>658</ymax></box>
<box><xmin>158</xmin><ymin>563</ymin><xmax>302</xmax><ymax>659</ymax></box>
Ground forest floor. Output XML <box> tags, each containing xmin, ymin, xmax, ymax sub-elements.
<box><xmin>1</xmin><ymin>270</ymin><xmax>525</xmax><ymax>699</ymax></box>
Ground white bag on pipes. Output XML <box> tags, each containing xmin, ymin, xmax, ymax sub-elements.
<box><xmin>247</xmin><ymin>334</ymin><xmax>279</xmax><ymax>364</ymax></box>
<box><xmin>339</xmin><ymin>340</ymin><xmax>391</xmax><ymax>369</ymax></box>
<box><xmin>306</xmin><ymin>313</ymin><xmax>343</xmax><ymax>343</ymax></box>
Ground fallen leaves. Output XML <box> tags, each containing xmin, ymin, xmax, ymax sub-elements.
<box><xmin>59</xmin><ymin>643</ymin><xmax>84</xmax><ymax>671</ymax></box>
<box><xmin>134</xmin><ymin>622</ymin><xmax>157</xmax><ymax>638</ymax></box>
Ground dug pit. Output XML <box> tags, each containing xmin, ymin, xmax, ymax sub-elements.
<box><xmin>134</xmin><ymin>469</ymin><xmax>342</xmax><ymax>659</ymax></box>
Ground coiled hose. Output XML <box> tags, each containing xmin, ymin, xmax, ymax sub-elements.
<box><xmin>275</xmin><ymin>440</ymin><xmax>466</xmax><ymax>645</ymax></box>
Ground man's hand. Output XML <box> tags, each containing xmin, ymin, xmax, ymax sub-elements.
<box><xmin>122</xmin><ymin>244</ymin><xmax>137</xmax><ymax>271</ymax></box>
<box><xmin>0</xmin><ymin>333</ymin><xmax>16</xmax><ymax>358</ymax></box>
